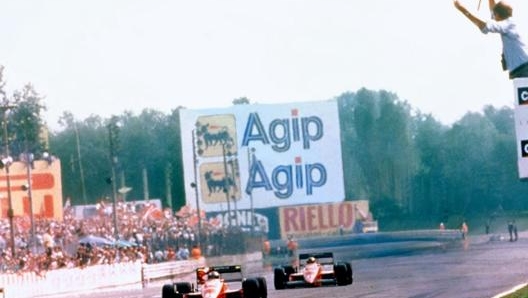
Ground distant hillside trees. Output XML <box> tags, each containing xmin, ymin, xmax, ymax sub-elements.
<box><xmin>46</xmin><ymin>89</ymin><xmax>528</xmax><ymax>223</ymax></box>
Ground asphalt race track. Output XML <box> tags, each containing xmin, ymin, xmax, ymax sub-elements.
<box><xmin>44</xmin><ymin>233</ymin><xmax>528</xmax><ymax>298</ymax></box>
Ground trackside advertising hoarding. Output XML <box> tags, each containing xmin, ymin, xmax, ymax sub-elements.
<box><xmin>278</xmin><ymin>200</ymin><xmax>370</xmax><ymax>239</ymax></box>
<box><xmin>513</xmin><ymin>78</ymin><xmax>528</xmax><ymax>178</ymax></box>
<box><xmin>179</xmin><ymin>101</ymin><xmax>345</xmax><ymax>213</ymax></box>
<box><xmin>0</xmin><ymin>160</ymin><xmax>63</xmax><ymax>220</ymax></box>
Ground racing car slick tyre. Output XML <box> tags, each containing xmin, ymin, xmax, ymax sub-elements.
<box><xmin>283</xmin><ymin>265</ymin><xmax>295</xmax><ymax>276</ymax></box>
<box><xmin>345</xmin><ymin>262</ymin><xmax>353</xmax><ymax>284</ymax></box>
<box><xmin>174</xmin><ymin>282</ymin><xmax>192</xmax><ymax>297</ymax></box>
<box><xmin>243</xmin><ymin>277</ymin><xmax>260</xmax><ymax>298</ymax></box>
<box><xmin>334</xmin><ymin>263</ymin><xmax>348</xmax><ymax>286</ymax></box>
<box><xmin>162</xmin><ymin>284</ymin><xmax>176</xmax><ymax>298</ymax></box>
<box><xmin>273</xmin><ymin>267</ymin><xmax>287</xmax><ymax>290</ymax></box>
<box><xmin>256</xmin><ymin>276</ymin><xmax>268</xmax><ymax>297</ymax></box>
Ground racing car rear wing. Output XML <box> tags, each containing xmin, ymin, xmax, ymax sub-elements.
<box><xmin>209</xmin><ymin>265</ymin><xmax>242</xmax><ymax>274</ymax></box>
<box><xmin>195</xmin><ymin>265</ymin><xmax>244</xmax><ymax>282</ymax></box>
<box><xmin>299</xmin><ymin>252</ymin><xmax>335</xmax><ymax>265</ymax></box>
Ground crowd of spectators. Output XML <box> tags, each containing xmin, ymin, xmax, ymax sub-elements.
<box><xmin>0</xmin><ymin>199</ymin><xmax>235</xmax><ymax>275</ymax></box>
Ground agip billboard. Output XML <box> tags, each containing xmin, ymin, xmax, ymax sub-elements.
<box><xmin>180</xmin><ymin>101</ymin><xmax>344</xmax><ymax>212</ymax></box>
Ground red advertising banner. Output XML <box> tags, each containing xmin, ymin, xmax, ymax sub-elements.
<box><xmin>0</xmin><ymin>159</ymin><xmax>63</xmax><ymax>220</ymax></box>
<box><xmin>279</xmin><ymin>200</ymin><xmax>370</xmax><ymax>239</ymax></box>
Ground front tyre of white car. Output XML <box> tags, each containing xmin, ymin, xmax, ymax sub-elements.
<box><xmin>273</xmin><ymin>267</ymin><xmax>287</xmax><ymax>290</ymax></box>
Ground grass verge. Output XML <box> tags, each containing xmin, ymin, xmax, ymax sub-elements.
<box><xmin>495</xmin><ymin>284</ymin><xmax>528</xmax><ymax>298</ymax></box>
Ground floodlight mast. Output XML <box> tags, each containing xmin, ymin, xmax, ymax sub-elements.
<box><xmin>191</xmin><ymin>129</ymin><xmax>202</xmax><ymax>246</ymax></box>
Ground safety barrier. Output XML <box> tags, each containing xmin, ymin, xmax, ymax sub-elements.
<box><xmin>0</xmin><ymin>252</ymin><xmax>262</xmax><ymax>298</ymax></box>
<box><xmin>204</xmin><ymin>251</ymin><xmax>262</xmax><ymax>267</ymax></box>
<box><xmin>142</xmin><ymin>258</ymin><xmax>206</xmax><ymax>283</ymax></box>
<box><xmin>142</xmin><ymin>252</ymin><xmax>262</xmax><ymax>283</ymax></box>
<box><xmin>0</xmin><ymin>262</ymin><xmax>142</xmax><ymax>298</ymax></box>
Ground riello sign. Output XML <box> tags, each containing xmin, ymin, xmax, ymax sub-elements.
<box><xmin>180</xmin><ymin>100</ymin><xmax>345</xmax><ymax>212</ymax></box>
<box><xmin>278</xmin><ymin>201</ymin><xmax>370</xmax><ymax>239</ymax></box>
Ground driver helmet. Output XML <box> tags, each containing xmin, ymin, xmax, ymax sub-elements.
<box><xmin>197</xmin><ymin>268</ymin><xmax>208</xmax><ymax>282</ymax></box>
<box><xmin>307</xmin><ymin>257</ymin><xmax>317</xmax><ymax>264</ymax></box>
<box><xmin>208</xmin><ymin>270</ymin><xmax>220</xmax><ymax>279</ymax></box>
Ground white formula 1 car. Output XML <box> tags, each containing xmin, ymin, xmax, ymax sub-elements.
<box><xmin>162</xmin><ymin>265</ymin><xmax>267</xmax><ymax>298</ymax></box>
<box><xmin>273</xmin><ymin>252</ymin><xmax>353</xmax><ymax>289</ymax></box>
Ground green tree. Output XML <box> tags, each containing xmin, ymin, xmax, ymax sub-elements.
<box><xmin>51</xmin><ymin>113</ymin><xmax>108</xmax><ymax>205</ymax></box>
<box><xmin>51</xmin><ymin>108</ymin><xmax>187</xmax><ymax>210</ymax></box>
<box><xmin>412</xmin><ymin>113</ymin><xmax>448</xmax><ymax>220</ymax></box>
<box><xmin>10</xmin><ymin>83</ymin><xmax>47</xmax><ymax>156</ymax></box>
<box><xmin>0</xmin><ymin>67</ymin><xmax>47</xmax><ymax>160</ymax></box>
<box><xmin>338</xmin><ymin>88</ymin><xmax>417</xmax><ymax>217</ymax></box>
<box><xmin>119</xmin><ymin>109</ymin><xmax>170</xmax><ymax>201</ymax></box>
<box><xmin>481</xmin><ymin>106</ymin><xmax>523</xmax><ymax>211</ymax></box>
<box><xmin>337</xmin><ymin>91</ymin><xmax>368</xmax><ymax>200</ymax></box>
<box><xmin>41</xmin><ymin>85</ymin><xmax>528</xmax><ymax>226</ymax></box>
<box><xmin>442</xmin><ymin>113</ymin><xmax>499</xmax><ymax>216</ymax></box>
<box><xmin>167</xmin><ymin>107</ymin><xmax>186</xmax><ymax>209</ymax></box>
<box><xmin>232</xmin><ymin>97</ymin><xmax>250</xmax><ymax>105</ymax></box>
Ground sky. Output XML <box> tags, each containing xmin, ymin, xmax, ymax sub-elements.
<box><xmin>1</xmin><ymin>0</ymin><xmax>528</xmax><ymax>131</ymax></box>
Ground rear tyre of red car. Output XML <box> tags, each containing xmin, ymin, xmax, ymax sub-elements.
<box><xmin>256</xmin><ymin>276</ymin><xmax>268</xmax><ymax>297</ymax></box>
<box><xmin>283</xmin><ymin>265</ymin><xmax>295</xmax><ymax>276</ymax></box>
<box><xmin>273</xmin><ymin>267</ymin><xmax>287</xmax><ymax>290</ymax></box>
<box><xmin>334</xmin><ymin>263</ymin><xmax>349</xmax><ymax>286</ymax></box>
<box><xmin>243</xmin><ymin>277</ymin><xmax>260</xmax><ymax>298</ymax></box>
<box><xmin>172</xmin><ymin>282</ymin><xmax>192</xmax><ymax>298</ymax></box>
<box><xmin>162</xmin><ymin>284</ymin><xmax>176</xmax><ymax>298</ymax></box>
<box><xmin>345</xmin><ymin>262</ymin><xmax>353</xmax><ymax>284</ymax></box>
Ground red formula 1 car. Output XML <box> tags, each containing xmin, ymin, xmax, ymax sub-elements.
<box><xmin>162</xmin><ymin>265</ymin><xmax>267</xmax><ymax>298</ymax></box>
<box><xmin>273</xmin><ymin>252</ymin><xmax>353</xmax><ymax>289</ymax></box>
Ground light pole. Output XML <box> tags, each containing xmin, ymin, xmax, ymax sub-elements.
<box><xmin>110</xmin><ymin>158</ymin><xmax>118</xmax><ymax>239</ymax></box>
<box><xmin>222</xmin><ymin>143</ymin><xmax>232</xmax><ymax>228</ymax></box>
<box><xmin>74</xmin><ymin>122</ymin><xmax>88</xmax><ymax>205</ymax></box>
<box><xmin>107</xmin><ymin>117</ymin><xmax>120</xmax><ymax>240</ymax></box>
<box><xmin>0</xmin><ymin>103</ymin><xmax>15</xmax><ymax>257</ymax></box>
<box><xmin>228</xmin><ymin>151</ymin><xmax>239</xmax><ymax>228</ymax></box>
<box><xmin>190</xmin><ymin>129</ymin><xmax>202</xmax><ymax>246</ymax></box>
<box><xmin>21</xmin><ymin>152</ymin><xmax>36</xmax><ymax>253</ymax></box>
<box><xmin>247</xmin><ymin>147</ymin><xmax>256</xmax><ymax>234</ymax></box>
